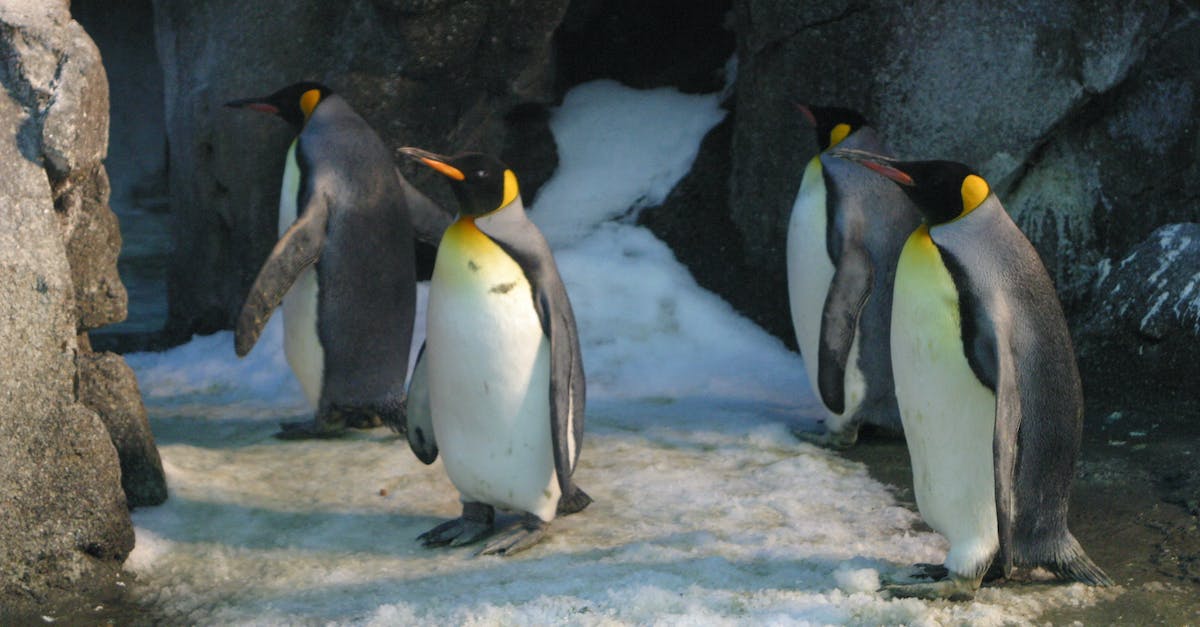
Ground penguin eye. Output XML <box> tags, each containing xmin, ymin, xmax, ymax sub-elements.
<box><xmin>476</xmin><ymin>170</ymin><xmax>489</xmax><ymax>179</ymax></box>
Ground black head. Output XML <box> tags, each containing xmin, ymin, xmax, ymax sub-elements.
<box><xmin>796</xmin><ymin>104</ymin><xmax>869</xmax><ymax>151</ymax></box>
<box><xmin>831</xmin><ymin>149</ymin><xmax>991</xmax><ymax>226</ymax></box>
<box><xmin>225</xmin><ymin>81</ymin><xmax>333</xmax><ymax>130</ymax></box>
<box><xmin>400</xmin><ymin>148</ymin><xmax>520</xmax><ymax>217</ymax></box>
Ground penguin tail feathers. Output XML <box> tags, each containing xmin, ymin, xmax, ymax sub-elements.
<box><xmin>1047</xmin><ymin>536</ymin><xmax>1114</xmax><ymax>587</ymax></box>
<box><xmin>556</xmin><ymin>485</ymin><xmax>592</xmax><ymax>517</ymax></box>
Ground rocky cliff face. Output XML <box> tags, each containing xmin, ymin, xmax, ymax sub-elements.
<box><xmin>0</xmin><ymin>0</ymin><xmax>165</xmax><ymax>617</ymax></box>
<box><xmin>151</xmin><ymin>0</ymin><xmax>569</xmax><ymax>339</ymax></box>
<box><xmin>646</xmin><ymin>0</ymin><xmax>1199</xmax><ymax>382</ymax></box>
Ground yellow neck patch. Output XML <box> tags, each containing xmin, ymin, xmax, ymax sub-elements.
<box><xmin>959</xmin><ymin>174</ymin><xmax>989</xmax><ymax>216</ymax></box>
<box><xmin>299</xmin><ymin>89</ymin><xmax>322</xmax><ymax>120</ymax></box>
<box><xmin>501</xmin><ymin>169</ymin><xmax>520</xmax><ymax>208</ymax></box>
<box><xmin>828</xmin><ymin>123</ymin><xmax>852</xmax><ymax>149</ymax></box>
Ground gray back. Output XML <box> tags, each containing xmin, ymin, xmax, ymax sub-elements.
<box><xmin>929</xmin><ymin>196</ymin><xmax>1083</xmax><ymax>569</ymax></box>
<box><xmin>300</xmin><ymin>95</ymin><xmax>417</xmax><ymax>415</ymax></box>
<box><xmin>819</xmin><ymin>128</ymin><xmax>921</xmax><ymax>429</ymax></box>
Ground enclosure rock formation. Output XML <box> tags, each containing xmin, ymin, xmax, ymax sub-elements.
<box><xmin>151</xmin><ymin>0</ymin><xmax>569</xmax><ymax>339</ymax></box>
<box><xmin>643</xmin><ymin>0</ymin><xmax>1199</xmax><ymax>383</ymax></box>
<box><xmin>0</xmin><ymin>0</ymin><xmax>164</xmax><ymax>616</ymax></box>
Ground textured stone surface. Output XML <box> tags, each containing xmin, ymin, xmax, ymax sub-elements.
<box><xmin>1</xmin><ymin>1</ymin><xmax>149</xmax><ymax>615</ymax></box>
<box><xmin>665</xmin><ymin>0</ymin><xmax>1193</xmax><ymax>349</ymax></box>
<box><xmin>152</xmin><ymin>0</ymin><xmax>569</xmax><ymax>338</ymax></box>
<box><xmin>1078</xmin><ymin>223</ymin><xmax>1200</xmax><ymax>390</ymax></box>
<box><xmin>78</xmin><ymin>351</ymin><xmax>169</xmax><ymax>508</ymax></box>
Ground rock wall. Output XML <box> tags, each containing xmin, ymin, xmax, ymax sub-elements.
<box><xmin>643</xmin><ymin>0</ymin><xmax>1199</xmax><ymax>377</ymax></box>
<box><xmin>0</xmin><ymin>0</ymin><xmax>165</xmax><ymax>616</ymax></box>
<box><xmin>152</xmin><ymin>0</ymin><xmax>569</xmax><ymax>340</ymax></box>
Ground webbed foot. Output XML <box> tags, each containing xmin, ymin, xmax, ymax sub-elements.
<box><xmin>419</xmin><ymin>502</ymin><xmax>495</xmax><ymax>547</ymax></box>
<box><xmin>880</xmin><ymin>567</ymin><xmax>979</xmax><ymax>601</ymax></box>
<box><xmin>476</xmin><ymin>514</ymin><xmax>549</xmax><ymax>556</ymax></box>
<box><xmin>274</xmin><ymin>418</ymin><xmax>347</xmax><ymax>440</ymax></box>
<box><xmin>790</xmin><ymin>423</ymin><xmax>858</xmax><ymax>449</ymax></box>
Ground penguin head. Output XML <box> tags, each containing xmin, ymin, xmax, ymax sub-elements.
<box><xmin>796</xmin><ymin>104</ymin><xmax>868</xmax><ymax>151</ymax></box>
<box><xmin>400</xmin><ymin>147</ymin><xmax>520</xmax><ymax>217</ymax></box>
<box><xmin>831</xmin><ymin>149</ymin><xmax>991</xmax><ymax>225</ymax></box>
<box><xmin>225</xmin><ymin>81</ymin><xmax>332</xmax><ymax>130</ymax></box>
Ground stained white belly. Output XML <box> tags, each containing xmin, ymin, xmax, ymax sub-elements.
<box><xmin>786</xmin><ymin>156</ymin><xmax>863</xmax><ymax>429</ymax></box>
<box><xmin>427</xmin><ymin>219</ymin><xmax>560</xmax><ymax>521</ymax></box>
<box><xmin>891</xmin><ymin>226</ymin><xmax>998</xmax><ymax>577</ymax></box>
<box><xmin>278</xmin><ymin>139</ymin><xmax>324</xmax><ymax>408</ymax></box>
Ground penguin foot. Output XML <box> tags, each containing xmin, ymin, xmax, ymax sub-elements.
<box><xmin>476</xmin><ymin>514</ymin><xmax>549</xmax><ymax>557</ymax></box>
<box><xmin>327</xmin><ymin>406</ymin><xmax>383</xmax><ymax>430</ymax></box>
<box><xmin>880</xmin><ymin>563</ymin><xmax>950</xmax><ymax>586</ymax></box>
<box><xmin>274</xmin><ymin>419</ymin><xmax>347</xmax><ymax>440</ymax></box>
<box><xmin>790</xmin><ymin>423</ymin><xmax>858</xmax><ymax>449</ymax></box>
<box><xmin>418</xmin><ymin>502</ymin><xmax>495</xmax><ymax>548</ymax></box>
<box><xmin>880</xmin><ymin>575</ymin><xmax>980</xmax><ymax>602</ymax></box>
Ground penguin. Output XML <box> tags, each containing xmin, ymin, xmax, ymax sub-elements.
<box><xmin>832</xmin><ymin>148</ymin><xmax>1113</xmax><ymax>600</ymax></box>
<box><xmin>786</xmin><ymin>105</ymin><xmax>920</xmax><ymax>448</ymax></box>
<box><xmin>227</xmin><ymin>82</ymin><xmax>447</xmax><ymax>439</ymax></box>
<box><xmin>399</xmin><ymin>147</ymin><xmax>591</xmax><ymax>555</ymax></box>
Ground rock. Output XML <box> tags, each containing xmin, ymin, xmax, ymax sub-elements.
<box><xmin>1005</xmin><ymin>9</ymin><xmax>1200</xmax><ymax>314</ymax></box>
<box><xmin>639</xmin><ymin>111</ymin><xmax>795</xmax><ymax>346</ymax></box>
<box><xmin>557</xmin><ymin>0</ymin><xmax>735</xmax><ymax>93</ymax></box>
<box><xmin>150</xmin><ymin>0</ymin><xmax>569</xmax><ymax>338</ymax></box>
<box><xmin>1078</xmin><ymin>223</ymin><xmax>1200</xmax><ymax>392</ymax></box>
<box><xmin>1</xmin><ymin>1</ymin><xmax>151</xmax><ymax>615</ymax></box>
<box><xmin>78</xmin><ymin>350</ymin><xmax>169</xmax><ymax>508</ymax></box>
<box><xmin>723</xmin><ymin>0</ymin><xmax>1178</xmax><ymax>342</ymax></box>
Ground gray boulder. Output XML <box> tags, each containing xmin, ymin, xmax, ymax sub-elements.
<box><xmin>653</xmin><ymin>0</ymin><xmax>1196</xmax><ymax>353</ymax></box>
<box><xmin>1</xmin><ymin>0</ymin><xmax>160</xmax><ymax>616</ymax></box>
<box><xmin>1079</xmin><ymin>223</ymin><xmax>1200</xmax><ymax>389</ymax></box>
<box><xmin>151</xmin><ymin>0</ymin><xmax>568</xmax><ymax>338</ymax></box>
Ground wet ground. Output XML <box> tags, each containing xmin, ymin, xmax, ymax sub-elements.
<box><xmin>845</xmin><ymin>383</ymin><xmax>1200</xmax><ymax>625</ymax></box>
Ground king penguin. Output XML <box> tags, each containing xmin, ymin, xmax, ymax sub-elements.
<box><xmin>833</xmin><ymin>148</ymin><xmax>1113</xmax><ymax>600</ymax></box>
<box><xmin>786</xmin><ymin>105</ymin><xmax>920</xmax><ymax>448</ymax></box>
<box><xmin>399</xmin><ymin>147</ymin><xmax>591</xmax><ymax>555</ymax></box>
<box><xmin>227</xmin><ymin>82</ymin><xmax>448</xmax><ymax>439</ymax></box>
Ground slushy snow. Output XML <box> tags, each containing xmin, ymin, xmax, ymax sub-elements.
<box><xmin>121</xmin><ymin>80</ymin><xmax>1115</xmax><ymax>624</ymax></box>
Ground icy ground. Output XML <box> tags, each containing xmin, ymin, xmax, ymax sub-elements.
<box><xmin>123</xmin><ymin>80</ymin><xmax>1114</xmax><ymax>624</ymax></box>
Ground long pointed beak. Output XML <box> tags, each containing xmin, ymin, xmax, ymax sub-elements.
<box><xmin>793</xmin><ymin>102</ymin><xmax>817</xmax><ymax>128</ymax></box>
<box><xmin>830</xmin><ymin>148</ymin><xmax>915</xmax><ymax>186</ymax></box>
<box><xmin>400</xmin><ymin>146</ymin><xmax>465</xmax><ymax>181</ymax></box>
<box><xmin>224</xmin><ymin>97</ymin><xmax>278</xmax><ymax>115</ymax></box>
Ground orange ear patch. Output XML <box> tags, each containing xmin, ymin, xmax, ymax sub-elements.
<box><xmin>299</xmin><ymin>89</ymin><xmax>322</xmax><ymax>119</ymax></box>
<box><xmin>960</xmin><ymin>174</ymin><xmax>990</xmax><ymax>214</ymax></box>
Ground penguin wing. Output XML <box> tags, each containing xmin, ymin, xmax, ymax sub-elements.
<box><xmin>534</xmin><ymin>280</ymin><xmax>586</xmax><ymax>496</ymax></box>
<box><xmin>234</xmin><ymin>195</ymin><xmax>329</xmax><ymax>357</ymax></box>
<box><xmin>816</xmin><ymin>238</ymin><xmax>873</xmax><ymax>415</ymax></box>
<box><xmin>405</xmin><ymin>342</ymin><xmax>438</xmax><ymax>464</ymax></box>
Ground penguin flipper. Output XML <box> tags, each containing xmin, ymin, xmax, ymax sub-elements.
<box><xmin>992</xmin><ymin>333</ymin><xmax>1020</xmax><ymax>579</ymax></box>
<box><xmin>535</xmin><ymin>286</ymin><xmax>586</xmax><ymax>499</ymax></box>
<box><xmin>234</xmin><ymin>199</ymin><xmax>329</xmax><ymax>357</ymax></box>
<box><xmin>816</xmin><ymin>244</ymin><xmax>873</xmax><ymax>414</ymax></box>
<box><xmin>404</xmin><ymin>342</ymin><xmax>438</xmax><ymax>464</ymax></box>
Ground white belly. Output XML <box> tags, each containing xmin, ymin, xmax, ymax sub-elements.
<box><xmin>426</xmin><ymin>219</ymin><xmax>560</xmax><ymax>521</ymax></box>
<box><xmin>786</xmin><ymin>155</ymin><xmax>863</xmax><ymax>430</ymax></box>
<box><xmin>278</xmin><ymin>139</ymin><xmax>324</xmax><ymax>408</ymax></box>
<box><xmin>891</xmin><ymin>226</ymin><xmax>998</xmax><ymax>577</ymax></box>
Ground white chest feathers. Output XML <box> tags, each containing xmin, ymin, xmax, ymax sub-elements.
<box><xmin>278</xmin><ymin>139</ymin><xmax>324</xmax><ymax>407</ymax></box>
<box><xmin>891</xmin><ymin>225</ymin><xmax>998</xmax><ymax>576</ymax></box>
<box><xmin>426</xmin><ymin>218</ymin><xmax>560</xmax><ymax>521</ymax></box>
<box><xmin>786</xmin><ymin>155</ymin><xmax>864</xmax><ymax>428</ymax></box>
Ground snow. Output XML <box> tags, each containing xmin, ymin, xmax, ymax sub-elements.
<box><xmin>120</xmin><ymin>79</ymin><xmax>1116</xmax><ymax>624</ymax></box>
